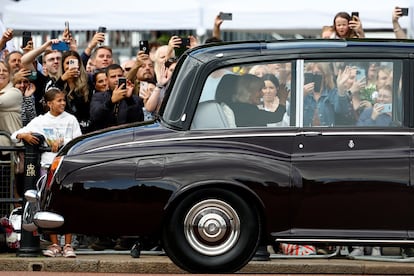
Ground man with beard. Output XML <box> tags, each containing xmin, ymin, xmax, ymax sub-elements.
<box><xmin>89</xmin><ymin>63</ymin><xmax>144</xmax><ymax>131</ymax></box>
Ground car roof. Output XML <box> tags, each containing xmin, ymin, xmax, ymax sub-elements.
<box><xmin>187</xmin><ymin>39</ymin><xmax>414</xmax><ymax>62</ymax></box>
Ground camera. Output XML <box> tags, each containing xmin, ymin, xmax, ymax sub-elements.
<box><xmin>401</xmin><ymin>8</ymin><xmax>409</xmax><ymax>16</ymax></box>
<box><xmin>139</xmin><ymin>40</ymin><xmax>150</xmax><ymax>55</ymax></box>
<box><xmin>219</xmin><ymin>12</ymin><xmax>233</xmax><ymax>21</ymax></box>
<box><xmin>65</xmin><ymin>21</ymin><xmax>70</xmax><ymax>32</ymax></box>
<box><xmin>118</xmin><ymin>77</ymin><xmax>127</xmax><ymax>88</ymax></box>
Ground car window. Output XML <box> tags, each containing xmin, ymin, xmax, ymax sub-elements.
<box><xmin>191</xmin><ymin>62</ymin><xmax>294</xmax><ymax>129</ymax></box>
<box><xmin>191</xmin><ymin>59</ymin><xmax>403</xmax><ymax>130</ymax></box>
<box><xmin>303</xmin><ymin>60</ymin><xmax>403</xmax><ymax>128</ymax></box>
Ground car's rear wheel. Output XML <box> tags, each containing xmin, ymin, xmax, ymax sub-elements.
<box><xmin>162</xmin><ymin>188</ymin><xmax>260</xmax><ymax>273</ymax></box>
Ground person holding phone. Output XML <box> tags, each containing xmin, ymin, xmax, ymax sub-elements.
<box><xmin>332</xmin><ymin>12</ymin><xmax>365</xmax><ymax>38</ymax></box>
<box><xmin>54</xmin><ymin>50</ymin><xmax>91</xmax><ymax>133</ymax></box>
<box><xmin>89</xmin><ymin>63</ymin><xmax>144</xmax><ymax>131</ymax></box>
<box><xmin>392</xmin><ymin>6</ymin><xmax>407</xmax><ymax>39</ymax></box>
<box><xmin>303</xmin><ymin>62</ymin><xmax>355</xmax><ymax>127</ymax></box>
<box><xmin>357</xmin><ymin>85</ymin><xmax>393</xmax><ymax>126</ymax></box>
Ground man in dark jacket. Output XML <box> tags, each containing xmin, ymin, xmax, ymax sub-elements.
<box><xmin>90</xmin><ymin>64</ymin><xmax>144</xmax><ymax>130</ymax></box>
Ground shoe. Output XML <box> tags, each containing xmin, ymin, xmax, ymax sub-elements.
<box><xmin>63</xmin><ymin>244</ymin><xmax>76</xmax><ymax>258</ymax></box>
<box><xmin>371</xmin><ymin>246</ymin><xmax>381</xmax><ymax>256</ymax></box>
<box><xmin>349</xmin><ymin>246</ymin><xmax>364</xmax><ymax>256</ymax></box>
<box><xmin>90</xmin><ymin>238</ymin><xmax>114</xmax><ymax>251</ymax></box>
<box><xmin>113</xmin><ymin>238</ymin><xmax>132</xmax><ymax>251</ymax></box>
<box><xmin>43</xmin><ymin>244</ymin><xmax>61</xmax><ymax>257</ymax></box>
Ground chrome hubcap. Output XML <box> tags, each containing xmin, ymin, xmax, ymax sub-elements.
<box><xmin>184</xmin><ymin>199</ymin><xmax>240</xmax><ymax>256</ymax></box>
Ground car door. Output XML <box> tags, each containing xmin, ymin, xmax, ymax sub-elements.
<box><xmin>289</xmin><ymin>58</ymin><xmax>411</xmax><ymax>239</ymax></box>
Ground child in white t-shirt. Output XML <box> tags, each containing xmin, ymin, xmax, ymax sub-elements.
<box><xmin>11</xmin><ymin>87</ymin><xmax>82</xmax><ymax>258</ymax></box>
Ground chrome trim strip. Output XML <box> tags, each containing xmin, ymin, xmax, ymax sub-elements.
<box><xmin>85</xmin><ymin>130</ymin><xmax>413</xmax><ymax>153</ymax></box>
<box><xmin>276</xmin><ymin>238</ymin><xmax>414</xmax><ymax>244</ymax></box>
<box><xmin>296</xmin><ymin>59</ymin><xmax>304</xmax><ymax>128</ymax></box>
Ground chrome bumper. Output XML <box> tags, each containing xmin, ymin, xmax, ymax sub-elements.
<box><xmin>22</xmin><ymin>175</ymin><xmax>65</xmax><ymax>231</ymax></box>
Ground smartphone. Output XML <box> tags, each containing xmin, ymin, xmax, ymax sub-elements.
<box><xmin>28</xmin><ymin>70</ymin><xmax>37</xmax><ymax>81</ymax></box>
<box><xmin>22</xmin><ymin>31</ymin><xmax>32</xmax><ymax>48</ymax></box>
<box><xmin>118</xmin><ymin>77</ymin><xmax>127</xmax><ymax>88</ymax></box>
<box><xmin>219</xmin><ymin>12</ymin><xmax>233</xmax><ymax>21</ymax></box>
<box><xmin>68</xmin><ymin>58</ymin><xmax>78</xmax><ymax>69</ymax></box>
<box><xmin>351</xmin><ymin>11</ymin><xmax>359</xmax><ymax>20</ymax></box>
<box><xmin>381</xmin><ymin>103</ymin><xmax>392</xmax><ymax>113</ymax></box>
<box><xmin>139</xmin><ymin>40</ymin><xmax>150</xmax><ymax>55</ymax></box>
<box><xmin>304</xmin><ymin>72</ymin><xmax>314</xmax><ymax>85</ymax></box>
<box><xmin>355</xmin><ymin>68</ymin><xmax>366</xmax><ymax>82</ymax></box>
<box><xmin>139</xmin><ymin>81</ymin><xmax>148</xmax><ymax>97</ymax></box>
<box><xmin>313</xmin><ymin>74</ymin><xmax>323</xmax><ymax>93</ymax></box>
<box><xmin>65</xmin><ymin>21</ymin><xmax>70</xmax><ymax>32</ymax></box>
<box><xmin>51</xmin><ymin>41</ymin><xmax>70</xmax><ymax>52</ymax></box>
<box><xmin>181</xmin><ymin>37</ymin><xmax>190</xmax><ymax>48</ymax></box>
<box><xmin>401</xmin><ymin>8</ymin><xmax>409</xmax><ymax>16</ymax></box>
<box><xmin>98</xmin><ymin>26</ymin><xmax>107</xmax><ymax>33</ymax></box>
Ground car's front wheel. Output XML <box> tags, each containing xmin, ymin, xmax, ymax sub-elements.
<box><xmin>162</xmin><ymin>188</ymin><xmax>260</xmax><ymax>273</ymax></box>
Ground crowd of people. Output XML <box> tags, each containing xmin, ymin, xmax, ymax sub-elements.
<box><xmin>0</xmin><ymin>7</ymin><xmax>408</xmax><ymax>258</ymax></box>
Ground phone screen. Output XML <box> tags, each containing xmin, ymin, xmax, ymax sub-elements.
<box><xmin>381</xmin><ymin>103</ymin><xmax>392</xmax><ymax>113</ymax></box>
<box><xmin>401</xmin><ymin>8</ymin><xmax>409</xmax><ymax>16</ymax></box>
<box><xmin>356</xmin><ymin>68</ymin><xmax>366</xmax><ymax>82</ymax></box>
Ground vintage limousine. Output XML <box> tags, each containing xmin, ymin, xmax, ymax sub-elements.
<box><xmin>24</xmin><ymin>39</ymin><xmax>414</xmax><ymax>273</ymax></box>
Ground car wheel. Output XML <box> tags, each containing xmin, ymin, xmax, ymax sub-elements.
<box><xmin>162</xmin><ymin>188</ymin><xmax>260</xmax><ymax>273</ymax></box>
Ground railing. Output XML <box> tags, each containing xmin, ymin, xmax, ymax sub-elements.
<box><xmin>0</xmin><ymin>131</ymin><xmax>45</xmax><ymax>257</ymax></box>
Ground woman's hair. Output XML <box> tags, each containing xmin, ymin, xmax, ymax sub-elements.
<box><xmin>93</xmin><ymin>68</ymin><xmax>106</xmax><ymax>86</ymax></box>
<box><xmin>314</xmin><ymin>63</ymin><xmax>336</xmax><ymax>91</ymax></box>
<box><xmin>0</xmin><ymin>60</ymin><xmax>10</xmax><ymax>73</ymax></box>
<box><xmin>261</xmin><ymin>74</ymin><xmax>280</xmax><ymax>90</ymax></box>
<box><xmin>0</xmin><ymin>61</ymin><xmax>10</xmax><ymax>89</ymax></box>
<box><xmin>61</xmin><ymin>50</ymin><xmax>89</xmax><ymax>102</ymax></box>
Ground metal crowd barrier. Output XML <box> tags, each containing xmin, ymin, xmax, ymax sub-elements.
<box><xmin>0</xmin><ymin>131</ymin><xmax>44</xmax><ymax>257</ymax></box>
